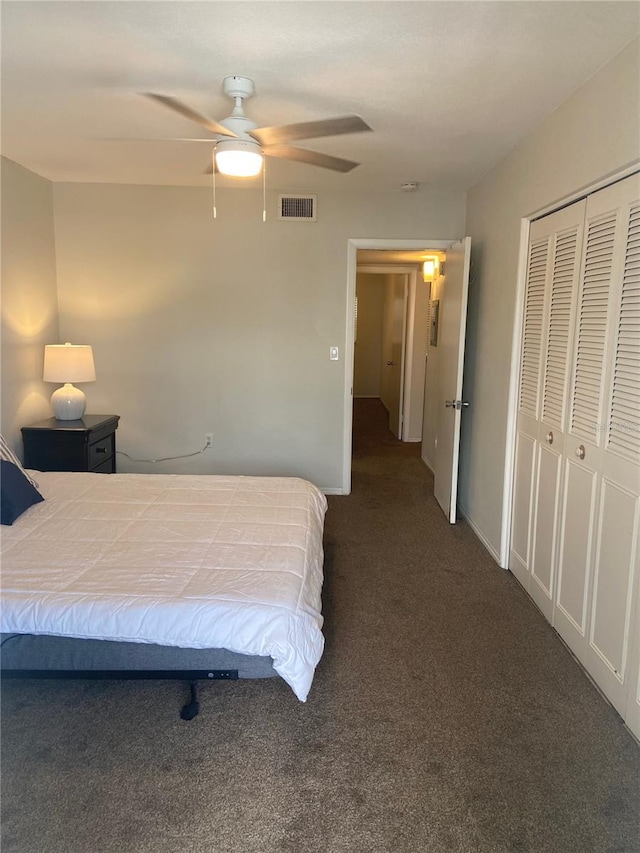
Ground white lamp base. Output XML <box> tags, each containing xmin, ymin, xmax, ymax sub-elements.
<box><xmin>51</xmin><ymin>383</ymin><xmax>87</xmax><ymax>420</ymax></box>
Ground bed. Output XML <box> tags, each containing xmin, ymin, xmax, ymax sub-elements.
<box><xmin>0</xmin><ymin>467</ymin><xmax>327</xmax><ymax>718</ymax></box>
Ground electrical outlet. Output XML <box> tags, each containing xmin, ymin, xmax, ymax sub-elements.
<box><xmin>205</xmin><ymin>434</ymin><xmax>213</xmax><ymax>448</ymax></box>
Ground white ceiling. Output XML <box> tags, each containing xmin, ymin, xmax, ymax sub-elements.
<box><xmin>2</xmin><ymin>1</ymin><xmax>638</xmax><ymax>192</ymax></box>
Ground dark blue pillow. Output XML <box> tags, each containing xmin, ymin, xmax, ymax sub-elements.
<box><xmin>1</xmin><ymin>459</ymin><xmax>44</xmax><ymax>525</ymax></box>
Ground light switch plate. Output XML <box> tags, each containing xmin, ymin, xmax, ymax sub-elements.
<box><xmin>330</xmin><ymin>346</ymin><xmax>339</xmax><ymax>361</ymax></box>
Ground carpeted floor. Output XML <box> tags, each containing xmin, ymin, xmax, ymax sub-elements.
<box><xmin>2</xmin><ymin>397</ymin><xmax>639</xmax><ymax>853</ymax></box>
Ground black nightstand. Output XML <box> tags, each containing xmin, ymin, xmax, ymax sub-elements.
<box><xmin>21</xmin><ymin>415</ymin><xmax>120</xmax><ymax>473</ymax></box>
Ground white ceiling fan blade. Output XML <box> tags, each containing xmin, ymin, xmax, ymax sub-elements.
<box><xmin>143</xmin><ymin>93</ymin><xmax>237</xmax><ymax>138</ymax></box>
<box><xmin>99</xmin><ymin>137</ymin><xmax>219</xmax><ymax>142</ymax></box>
<box><xmin>251</xmin><ymin>115</ymin><xmax>371</xmax><ymax>147</ymax></box>
<box><xmin>264</xmin><ymin>144</ymin><xmax>360</xmax><ymax>173</ymax></box>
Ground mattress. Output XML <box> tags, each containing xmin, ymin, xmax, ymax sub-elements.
<box><xmin>0</xmin><ymin>471</ymin><xmax>327</xmax><ymax>701</ymax></box>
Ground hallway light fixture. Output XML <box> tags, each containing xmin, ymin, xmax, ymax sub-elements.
<box><xmin>423</xmin><ymin>259</ymin><xmax>436</xmax><ymax>282</ymax></box>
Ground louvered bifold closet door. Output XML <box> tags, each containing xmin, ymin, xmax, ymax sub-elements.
<box><xmin>555</xmin><ymin>174</ymin><xmax>640</xmax><ymax>725</ymax></box>
<box><xmin>509</xmin><ymin>200</ymin><xmax>585</xmax><ymax>610</ymax></box>
<box><xmin>612</xmin><ymin>198</ymin><xmax>640</xmax><ymax>740</ymax></box>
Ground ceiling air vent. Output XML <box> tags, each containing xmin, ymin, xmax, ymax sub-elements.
<box><xmin>278</xmin><ymin>194</ymin><xmax>317</xmax><ymax>221</ymax></box>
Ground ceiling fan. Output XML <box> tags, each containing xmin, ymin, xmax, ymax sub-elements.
<box><xmin>143</xmin><ymin>75</ymin><xmax>372</xmax><ymax>177</ymax></box>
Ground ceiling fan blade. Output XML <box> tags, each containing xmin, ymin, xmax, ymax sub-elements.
<box><xmin>143</xmin><ymin>93</ymin><xmax>237</xmax><ymax>138</ymax></box>
<box><xmin>263</xmin><ymin>144</ymin><xmax>360</xmax><ymax>173</ymax></box>
<box><xmin>251</xmin><ymin>115</ymin><xmax>371</xmax><ymax>147</ymax></box>
<box><xmin>100</xmin><ymin>137</ymin><xmax>219</xmax><ymax>143</ymax></box>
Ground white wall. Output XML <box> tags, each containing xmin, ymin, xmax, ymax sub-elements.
<box><xmin>52</xmin><ymin>184</ymin><xmax>465</xmax><ymax>490</ymax></box>
<box><xmin>461</xmin><ymin>38</ymin><xmax>640</xmax><ymax>561</ymax></box>
<box><xmin>0</xmin><ymin>158</ymin><xmax>59</xmax><ymax>455</ymax></box>
<box><xmin>354</xmin><ymin>273</ymin><xmax>384</xmax><ymax>398</ymax></box>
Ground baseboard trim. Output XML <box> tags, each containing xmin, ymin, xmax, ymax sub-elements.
<box><xmin>421</xmin><ymin>455</ymin><xmax>434</xmax><ymax>474</ymax></box>
<box><xmin>457</xmin><ymin>504</ymin><xmax>504</xmax><ymax>568</ymax></box>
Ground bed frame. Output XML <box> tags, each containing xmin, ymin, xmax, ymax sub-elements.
<box><xmin>0</xmin><ymin>633</ymin><xmax>276</xmax><ymax>719</ymax></box>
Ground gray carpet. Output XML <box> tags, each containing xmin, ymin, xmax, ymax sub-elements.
<box><xmin>2</xmin><ymin>398</ymin><xmax>639</xmax><ymax>853</ymax></box>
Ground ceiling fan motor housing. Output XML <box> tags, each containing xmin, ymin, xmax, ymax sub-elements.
<box><xmin>219</xmin><ymin>77</ymin><xmax>258</xmax><ymax>138</ymax></box>
<box><xmin>223</xmin><ymin>76</ymin><xmax>255</xmax><ymax>100</ymax></box>
<box><xmin>219</xmin><ymin>113</ymin><xmax>258</xmax><ymax>138</ymax></box>
<box><xmin>216</xmin><ymin>137</ymin><xmax>262</xmax><ymax>157</ymax></box>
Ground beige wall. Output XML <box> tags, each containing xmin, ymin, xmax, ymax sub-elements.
<box><xmin>461</xmin><ymin>38</ymin><xmax>640</xmax><ymax>561</ymax></box>
<box><xmin>52</xmin><ymin>183</ymin><xmax>465</xmax><ymax>490</ymax></box>
<box><xmin>1</xmin><ymin>158</ymin><xmax>59</xmax><ymax>455</ymax></box>
<box><xmin>354</xmin><ymin>273</ymin><xmax>384</xmax><ymax>398</ymax></box>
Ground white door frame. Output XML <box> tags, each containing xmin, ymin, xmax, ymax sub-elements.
<box><xmin>499</xmin><ymin>161</ymin><xmax>640</xmax><ymax>568</ymax></box>
<box><xmin>344</xmin><ymin>238</ymin><xmax>454</xmax><ymax>494</ymax></box>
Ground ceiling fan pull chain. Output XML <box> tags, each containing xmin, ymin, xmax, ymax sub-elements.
<box><xmin>262</xmin><ymin>158</ymin><xmax>267</xmax><ymax>222</ymax></box>
<box><xmin>212</xmin><ymin>151</ymin><xmax>217</xmax><ymax>219</ymax></box>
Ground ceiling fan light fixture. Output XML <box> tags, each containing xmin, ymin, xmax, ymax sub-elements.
<box><xmin>215</xmin><ymin>138</ymin><xmax>263</xmax><ymax>177</ymax></box>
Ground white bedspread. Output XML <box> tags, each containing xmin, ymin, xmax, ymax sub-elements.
<box><xmin>1</xmin><ymin>472</ymin><xmax>327</xmax><ymax>701</ymax></box>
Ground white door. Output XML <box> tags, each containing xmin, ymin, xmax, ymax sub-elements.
<box><xmin>625</xmin><ymin>574</ymin><xmax>640</xmax><ymax>741</ymax></box>
<box><xmin>434</xmin><ymin>238</ymin><xmax>471</xmax><ymax>522</ymax></box>
<box><xmin>510</xmin><ymin>200</ymin><xmax>585</xmax><ymax>619</ymax></box>
<box><xmin>510</xmin><ymin>172</ymin><xmax>640</xmax><ymax>729</ymax></box>
<box><xmin>577</xmin><ymin>177</ymin><xmax>640</xmax><ymax>716</ymax></box>
<box><xmin>381</xmin><ymin>274</ymin><xmax>407</xmax><ymax>439</ymax></box>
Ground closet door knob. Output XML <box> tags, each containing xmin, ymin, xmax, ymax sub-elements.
<box><xmin>575</xmin><ymin>445</ymin><xmax>586</xmax><ymax>460</ymax></box>
<box><xmin>546</xmin><ymin>431</ymin><xmax>554</xmax><ymax>445</ymax></box>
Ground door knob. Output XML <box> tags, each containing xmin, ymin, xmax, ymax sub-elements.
<box><xmin>575</xmin><ymin>445</ymin><xmax>586</xmax><ymax>460</ymax></box>
<box><xmin>546</xmin><ymin>431</ymin><xmax>554</xmax><ymax>445</ymax></box>
<box><xmin>386</xmin><ymin>361</ymin><xmax>394</xmax><ymax>366</ymax></box>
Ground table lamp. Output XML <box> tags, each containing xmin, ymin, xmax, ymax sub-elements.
<box><xmin>43</xmin><ymin>342</ymin><xmax>96</xmax><ymax>420</ymax></box>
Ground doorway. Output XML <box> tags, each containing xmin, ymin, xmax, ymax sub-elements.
<box><xmin>345</xmin><ymin>237</ymin><xmax>472</xmax><ymax>525</ymax></box>
<box><xmin>343</xmin><ymin>239</ymin><xmax>453</xmax><ymax>495</ymax></box>
<box><xmin>354</xmin><ymin>267</ymin><xmax>410</xmax><ymax>440</ymax></box>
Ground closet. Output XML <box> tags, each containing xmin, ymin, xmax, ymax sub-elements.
<box><xmin>510</xmin><ymin>172</ymin><xmax>640</xmax><ymax>740</ymax></box>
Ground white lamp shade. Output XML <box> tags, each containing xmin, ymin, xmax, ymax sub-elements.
<box><xmin>215</xmin><ymin>139</ymin><xmax>263</xmax><ymax>177</ymax></box>
<box><xmin>43</xmin><ymin>343</ymin><xmax>96</xmax><ymax>383</ymax></box>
